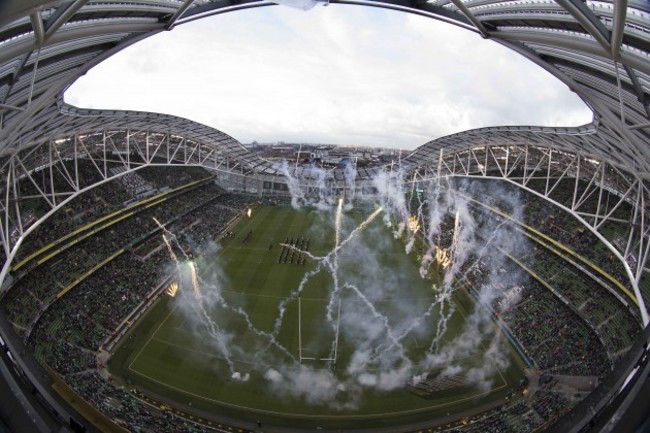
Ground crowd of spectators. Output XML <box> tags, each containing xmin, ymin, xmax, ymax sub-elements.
<box><xmin>501</xmin><ymin>282</ymin><xmax>610</xmax><ymax>378</ymax></box>
<box><xmin>4</xmin><ymin>180</ymin><xmax>226</xmax><ymax>332</ymax></box>
<box><xmin>457</xmin><ymin>178</ymin><xmax>634</xmax><ymax>301</ymax></box>
<box><xmin>425</xmin><ymin>391</ymin><xmax>575</xmax><ymax>433</ymax></box>
<box><xmin>14</xmin><ymin>159</ymin><xmax>212</xmax><ymax>263</ymax></box>
<box><xmin>15</xmin><ymin>160</ymin><xmax>128</xmax><ymax>260</ymax></box>
<box><xmin>13</xmin><ymin>189</ymin><xmax>250</xmax><ymax>324</ymax></box>
<box><xmin>68</xmin><ymin>372</ymin><xmax>224</xmax><ymax>433</ymax></box>
<box><xmin>457</xmin><ymin>250</ymin><xmax>612</xmax><ymax>379</ymax></box>
<box><xmin>138</xmin><ymin>165</ymin><xmax>208</xmax><ymax>190</ymax></box>
<box><xmin>2</xmin><ymin>166</ymin><xmax>260</xmax><ymax>432</ymax></box>
<box><xmin>514</xmin><ymin>245</ymin><xmax>641</xmax><ymax>360</ymax></box>
<box><xmin>0</xmin><ymin>171</ymin><xmax>643</xmax><ymax>433</ymax></box>
<box><xmin>453</xmin><ymin>178</ymin><xmax>643</xmax><ymax>355</ymax></box>
<box><xmin>108</xmin><ymin>166</ymin><xmax>155</xmax><ymax>198</ymax></box>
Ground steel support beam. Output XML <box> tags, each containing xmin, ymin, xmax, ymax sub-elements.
<box><xmin>44</xmin><ymin>0</ymin><xmax>90</xmax><ymax>42</ymax></box>
<box><xmin>492</xmin><ymin>29</ymin><xmax>650</xmax><ymax>77</ymax></box>
<box><xmin>0</xmin><ymin>21</ymin><xmax>163</xmax><ymax>66</ymax></box>
<box><xmin>0</xmin><ymin>104</ymin><xmax>26</xmax><ymax>113</ymax></box>
<box><xmin>611</xmin><ymin>0</ymin><xmax>628</xmax><ymax>61</ymax></box>
<box><xmin>0</xmin><ymin>0</ymin><xmax>61</xmax><ymax>30</ymax></box>
<box><xmin>29</xmin><ymin>11</ymin><xmax>46</xmax><ymax>47</ymax></box>
<box><xmin>554</xmin><ymin>0</ymin><xmax>611</xmax><ymax>54</ymax></box>
<box><xmin>166</xmin><ymin>0</ymin><xmax>196</xmax><ymax>30</ymax></box>
<box><xmin>449</xmin><ymin>0</ymin><xmax>488</xmax><ymax>37</ymax></box>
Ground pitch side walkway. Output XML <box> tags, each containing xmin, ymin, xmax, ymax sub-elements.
<box><xmin>126</xmin><ymin>382</ymin><xmax>512</xmax><ymax>433</ymax></box>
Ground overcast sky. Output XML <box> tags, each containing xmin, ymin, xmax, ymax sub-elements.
<box><xmin>65</xmin><ymin>4</ymin><xmax>593</xmax><ymax>150</ymax></box>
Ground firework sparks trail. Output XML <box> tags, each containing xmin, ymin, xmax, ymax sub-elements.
<box><xmin>417</xmin><ymin>177</ymin><xmax>451</xmax><ymax>277</ymax></box>
<box><xmin>270</xmin><ymin>262</ymin><xmax>325</xmax><ymax>337</ymax></box>
<box><xmin>271</xmin><ymin>201</ymin><xmax>465</xmax><ymax>366</ymax></box>
<box><xmin>231</xmin><ymin>304</ymin><xmax>299</xmax><ymax>362</ymax></box>
<box><xmin>329</xmin><ymin>207</ymin><xmax>383</xmax><ymax>256</ymax></box>
<box><xmin>156</xmin><ymin>217</ymin><xmax>270</xmax><ymax>377</ymax></box>
<box><xmin>161</xmin><ymin>233</ymin><xmax>178</xmax><ymax>265</ymax></box>
<box><xmin>156</xmin><ymin>171</ymin><xmax>522</xmax><ymax>392</ymax></box>
<box><xmin>335</xmin><ymin>198</ymin><xmax>343</xmax><ymax>259</ymax></box>
<box><xmin>266</xmin><ymin>205</ymin><xmax>388</xmax><ymax>367</ymax></box>
<box><xmin>342</xmin><ymin>282</ymin><xmax>407</xmax><ymax>360</ymax></box>
<box><xmin>186</xmin><ymin>262</ymin><xmax>237</xmax><ymax>374</ymax></box>
<box><xmin>409</xmin><ymin>173</ymin><xmax>417</xmax><ymax>204</ymax></box>
<box><xmin>450</xmin><ymin>210</ymin><xmax>461</xmax><ymax>265</ymax></box>
<box><xmin>415</xmin><ymin>196</ymin><xmax>427</xmax><ymax>234</ymax></box>
<box><xmin>428</xmin><ymin>228</ymin><xmax>471</xmax><ymax>351</ymax></box>
<box><xmin>426</xmin><ymin>208</ymin><xmax>463</xmax><ymax>352</ymax></box>
<box><xmin>153</xmin><ymin>217</ymin><xmax>179</xmax><ymax>265</ymax></box>
<box><xmin>323</xmin><ymin>198</ymin><xmax>346</xmax><ymax>364</ymax></box>
<box><xmin>270</xmin><ymin>207</ymin><xmax>383</xmax><ymax>340</ymax></box>
<box><xmin>190</xmin><ymin>259</ymin><xmax>300</xmax><ymax>364</ymax></box>
<box><xmin>328</xmin><ymin>198</ymin><xmax>344</xmax><ymax>323</ymax></box>
<box><xmin>373</xmin><ymin>299</ymin><xmax>439</xmax><ymax>359</ymax></box>
<box><xmin>427</xmin><ymin>209</ymin><xmax>513</xmax><ymax>353</ymax></box>
<box><xmin>428</xmin><ymin>289</ymin><xmax>455</xmax><ymax>353</ymax></box>
<box><xmin>153</xmin><ymin>217</ymin><xmax>191</xmax><ymax>262</ymax></box>
<box><xmin>458</xmin><ymin>218</ymin><xmax>511</xmax><ymax>278</ymax></box>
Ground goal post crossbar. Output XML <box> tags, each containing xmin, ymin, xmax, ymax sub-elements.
<box><xmin>298</xmin><ymin>297</ymin><xmax>342</xmax><ymax>366</ymax></box>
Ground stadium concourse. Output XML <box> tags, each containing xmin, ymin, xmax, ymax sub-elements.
<box><xmin>0</xmin><ymin>1</ymin><xmax>650</xmax><ymax>433</ymax></box>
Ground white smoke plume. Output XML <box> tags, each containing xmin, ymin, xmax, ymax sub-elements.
<box><xmin>161</xmin><ymin>169</ymin><xmax>529</xmax><ymax>409</ymax></box>
<box><xmin>343</xmin><ymin>159</ymin><xmax>357</xmax><ymax>206</ymax></box>
<box><xmin>279</xmin><ymin>160</ymin><xmax>334</xmax><ymax>210</ymax></box>
<box><xmin>372</xmin><ymin>169</ymin><xmax>417</xmax><ymax>254</ymax></box>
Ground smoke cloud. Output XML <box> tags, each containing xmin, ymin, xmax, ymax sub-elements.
<box><xmin>162</xmin><ymin>168</ymin><xmax>528</xmax><ymax>409</ymax></box>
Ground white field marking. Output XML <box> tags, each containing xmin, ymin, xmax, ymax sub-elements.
<box><xmin>128</xmin><ymin>361</ymin><xmax>508</xmax><ymax>419</ymax></box>
<box><xmin>138</xmin><ymin>209</ymin><xmax>515</xmax><ymax>405</ymax></box>
<box><xmin>152</xmin><ymin>292</ymin><xmax>513</xmax><ymax>380</ymax></box>
<box><xmin>140</xmin><ymin>286</ymin><xmax>512</xmax><ymax>392</ymax></box>
<box><xmin>149</xmin><ymin>336</ymin><xmax>263</xmax><ymax>366</ymax></box>
<box><xmin>146</xmin><ymin>333</ymin><xmax>496</xmax><ymax>376</ymax></box>
<box><xmin>133</xmin><ymin>306</ymin><xmax>511</xmax><ymax>403</ymax></box>
<box><xmin>128</xmin><ymin>304</ymin><xmax>179</xmax><ymax>371</ymax></box>
<box><xmin>217</xmin><ymin>289</ymin><xmax>437</xmax><ymax>302</ymax></box>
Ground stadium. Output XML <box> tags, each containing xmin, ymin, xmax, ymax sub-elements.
<box><xmin>0</xmin><ymin>1</ymin><xmax>649</xmax><ymax>433</ymax></box>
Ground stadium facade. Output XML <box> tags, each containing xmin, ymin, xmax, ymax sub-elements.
<box><xmin>0</xmin><ymin>1</ymin><xmax>649</xmax><ymax>432</ymax></box>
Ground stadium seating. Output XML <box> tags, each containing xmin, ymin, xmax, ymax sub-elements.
<box><xmin>1</xmin><ymin>171</ymin><xmax>643</xmax><ymax>433</ymax></box>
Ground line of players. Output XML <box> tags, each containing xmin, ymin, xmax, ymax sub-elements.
<box><xmin>278</xmin><ymin>236</ymin><xmax>310</xmax><ymax>265</ymax></box>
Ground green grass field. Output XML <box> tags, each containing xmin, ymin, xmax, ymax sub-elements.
<box><xmin>109</xmin><ymin>205</ymin><xmax>527</xmax><ymax>430</ymax></box>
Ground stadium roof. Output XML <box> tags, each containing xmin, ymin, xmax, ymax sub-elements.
<box><xmin>0</xmin><ymin>0</ymin><xmax>649</xmax><ymax>176</ymax></box>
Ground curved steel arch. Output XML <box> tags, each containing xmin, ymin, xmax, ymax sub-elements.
<box><xmin>0</xmin><ymin>0</ymin><xmax>648</xmax><ymax>171</ymax></box>
<box><xmin>407</xmin><ymin>143</ymin><xmax>650</xmax><ymax>323</ymax></box>
<box><xmin>0</xmin><ymin>3</ymin><xmax>649</xmax><ymax>431</ymax></box>
<box><xmin>0</xmin><ymin>0</ymin><xmax>648</xmax><ymax>313</ymax></box>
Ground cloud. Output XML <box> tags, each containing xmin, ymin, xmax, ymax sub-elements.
<box><xmin>65</xmin><ymin>5</ymin><xmax>592</xmax><ymax>148</ymax></box>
